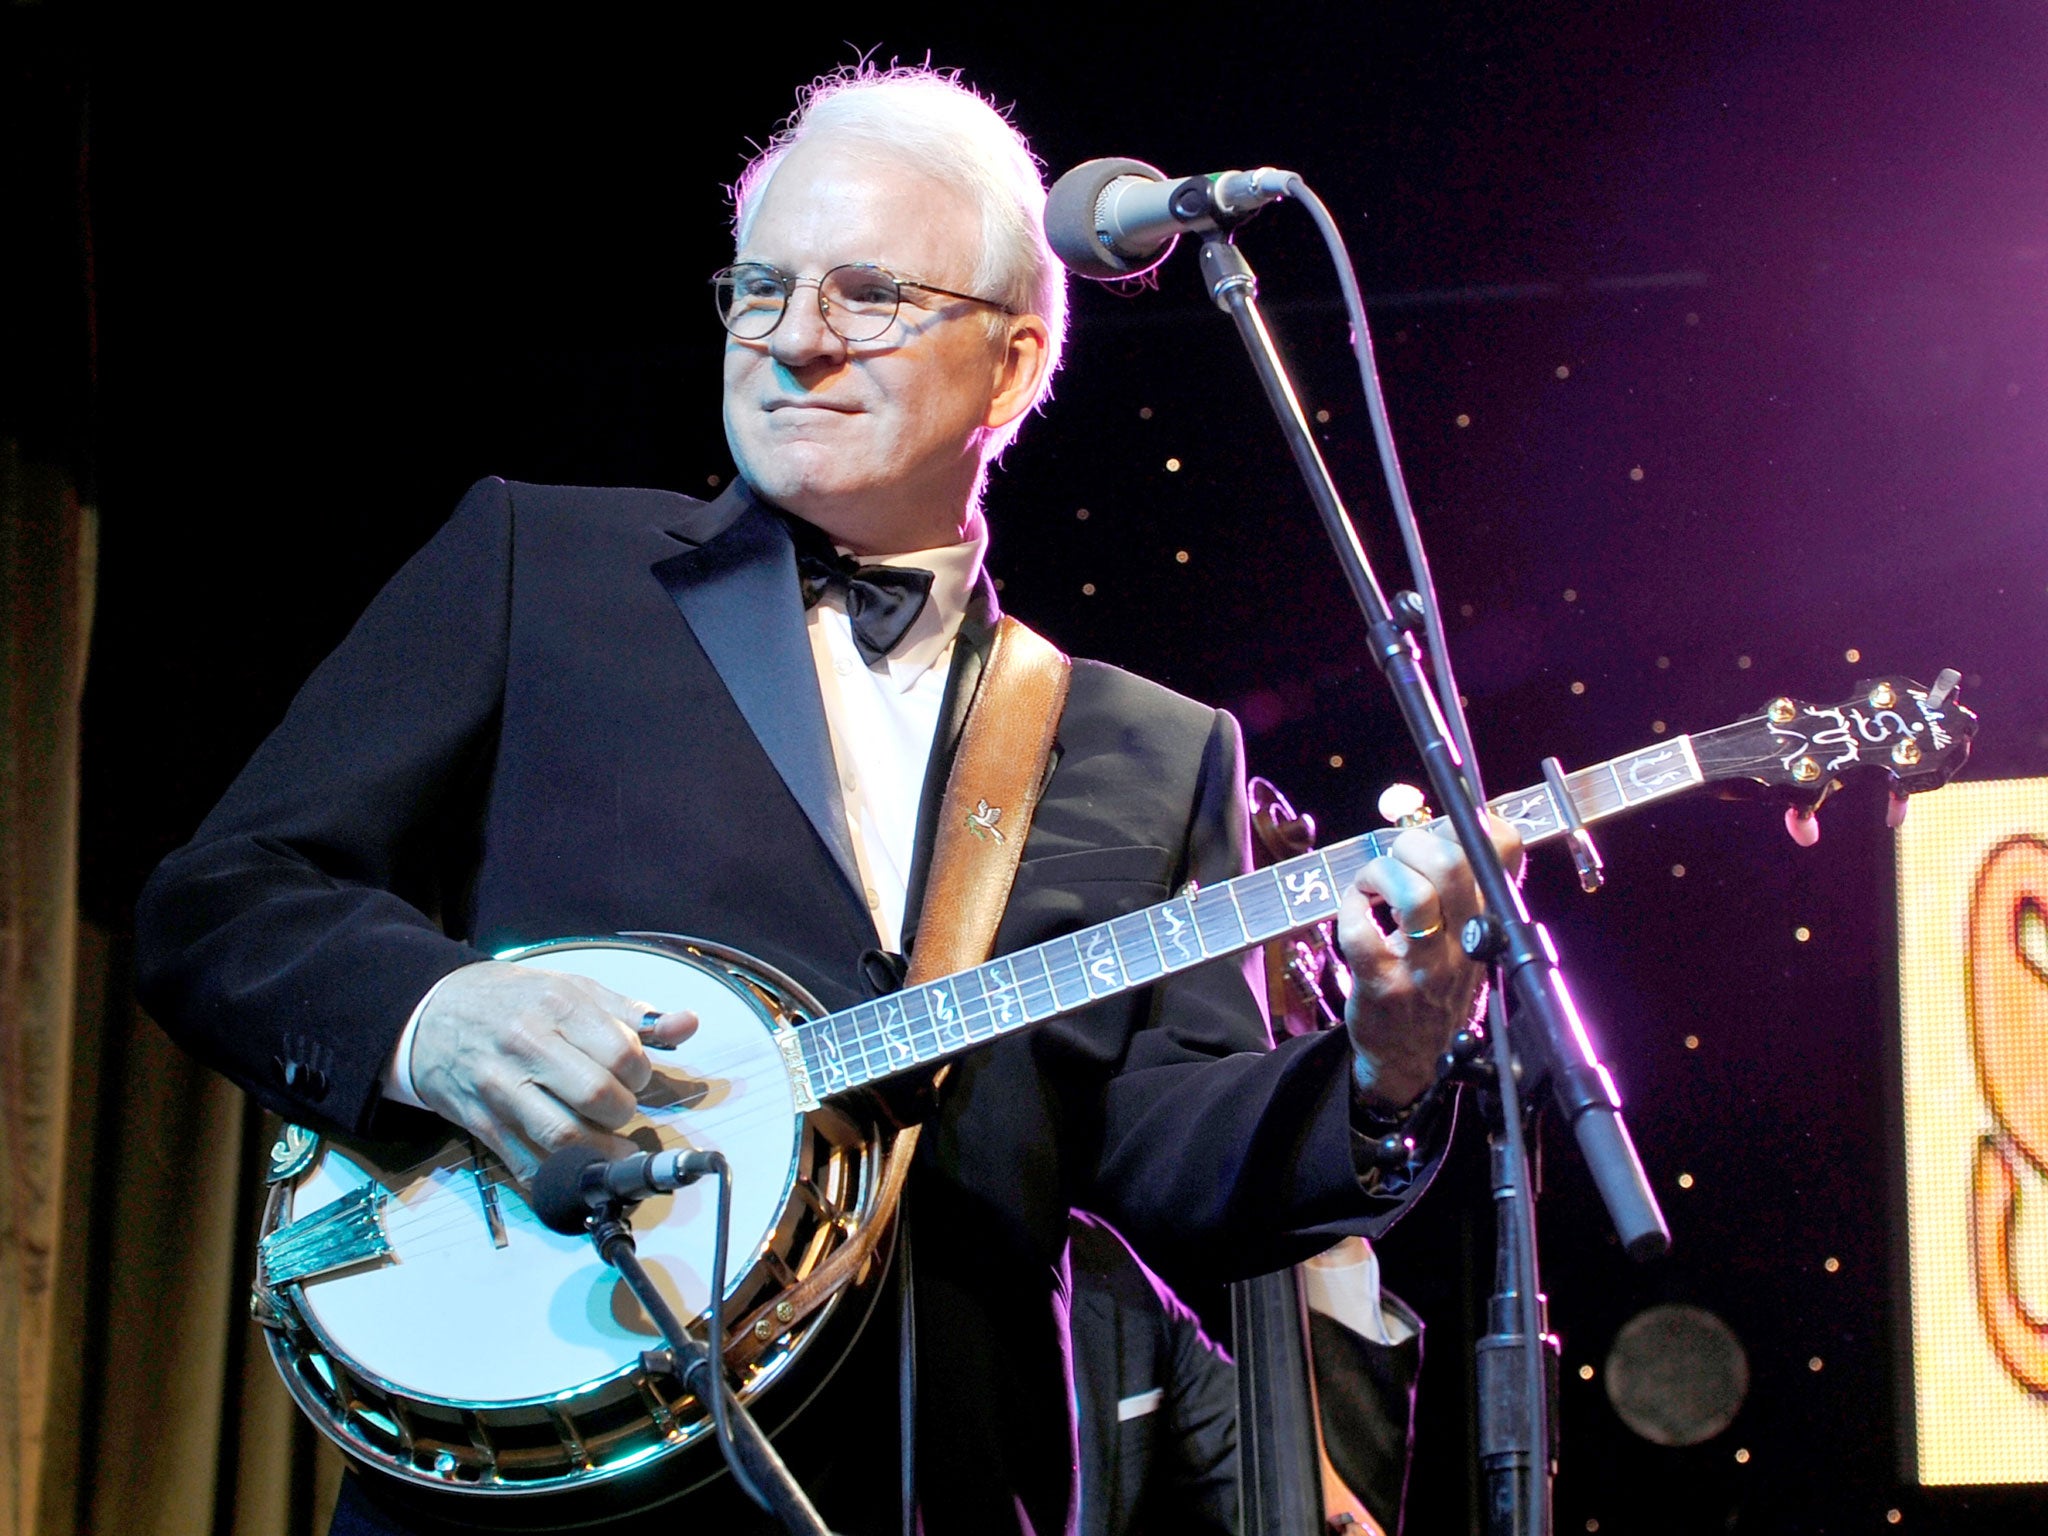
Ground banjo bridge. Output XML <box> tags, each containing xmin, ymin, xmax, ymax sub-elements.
<box><xmin>260</xmin><ymin>1182</ymin><xmax>394</xmax><ymax>1285</ymax></box>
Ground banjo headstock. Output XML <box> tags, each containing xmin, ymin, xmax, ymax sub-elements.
<box><xmin>1687</xmin><ymin>670</ymin><xmax>1977</xmax><ymax>802</ymax></box>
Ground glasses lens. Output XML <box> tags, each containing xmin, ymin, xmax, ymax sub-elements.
<box><xmin>819</xmin><ymin>266</ymin><xmax>902</xmax><ymax>342</ymax></box>
<box><xmin>715</xmin><ymin>265</ymin><xmax>787</xmax><ymax>339</ymax></box>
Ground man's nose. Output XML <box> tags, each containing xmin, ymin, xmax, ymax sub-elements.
<box><xmin>769</xmin><ymin>283</ymin><xmax>846</xmax><ymax>366</ymax></box>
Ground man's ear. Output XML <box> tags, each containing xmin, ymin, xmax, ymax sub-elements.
<box><xmin>984</xmin><ymin>314</ymin><xmax>1052</xmax><ymax>431</ymax></box>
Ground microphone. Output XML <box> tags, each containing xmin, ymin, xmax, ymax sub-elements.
<box><xmin>1044</xmin><ymin>158</ymin><xmax>1293</xmax><ymax>281</ymax></box>
<box><xmin>531</xmin><ymin>1146</ymin><xmax>721</xmax><ymax>1234</ymax></box>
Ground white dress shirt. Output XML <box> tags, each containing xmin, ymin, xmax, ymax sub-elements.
<box><xmin>1303</xmin><ymin>1233</ymin><xmax>1415</xmax><ymax>1346</ymax></box>
<box><xmin>802</xmin><ymin>529</ymin><xmax>986</xmax><ymax>953</ymax></box>
<box><xmin>382</xmin><ymin>522</ymin><xmax>987</xmax><ymax>1107</ymax></box>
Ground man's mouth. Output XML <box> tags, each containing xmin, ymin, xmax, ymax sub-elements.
<box><xmin>764</xmin><ymin>399</ymin><xmax>860</xmax><ymax>414</ymax></box>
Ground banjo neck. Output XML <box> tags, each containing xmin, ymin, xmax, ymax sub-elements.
<box><xmin>783</xmin><ymin>735</ymin><xmax>1707</xmax><ymax>1107</ymax></box>
<box><xmin>783</xmin><ymin>667</ymin><xmax>1975</xmax><ymax>1108</ymax></box>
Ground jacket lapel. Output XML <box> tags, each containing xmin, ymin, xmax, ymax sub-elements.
<box><xmin>649</xmin><ymin>487</ymin><xmax>864</xmax><ymax>902</ymax></box>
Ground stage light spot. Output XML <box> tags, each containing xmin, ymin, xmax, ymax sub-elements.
<box><xmin>1657</xmin><ymin>655</ymin><xmax>1671</xmax><ymax>669</ymax></box>
<box><xmin>1564</xmin><ymin>588</ymin><xmax>1578</xmax><ymax>602</ymax></box>
<box><xmin>1735</xmin><ymin>1448</ymin><xmax>1751</xmax><ymax>1465</ymax></box>
<box><xmin>1556</xmin><ymin>365</ymin><xmax>1571</xmax><ymax>379</ymax></box>
<box><xmin>1328</xmin><ymin>755</ymin><xmax>1345</xmax><ymax>769</ymax></box>
<box><xmin>1678</xmin><ymin>1172</ymin><xmax>1695</xmax><ymax>1189</ymax></box>
<box><xmin>1630</xmin><ymin>466</ymin><xmax>1645</xmax><ymax>481</ymax></box>
<box><xmin>1887</xmin><ymin>1510</ymin><xmax>1902</xmax><ymax>1524</ymax></box>
<box><xmin>1686</xmin><ymin>312</ymin><xmax>1700</xmax><ymax>326</ymax></box>
<box><xmin>1315</xmin><ymin>408</ymin><xmax>1331</xmax><ymax>423</ymax></box>
<box><xmin>1175</xmin><ymin>550</ymin><xmax>1189</xmax><ymax>564</ymax></box>
<box><xmin>1685</xmin><ymin>1034</ymin><xmax>1700</xmax><ymax>1050</ymax></box>
<box><xmin>1653</xmin><ymin>720</ymin><xmax>1668</xmax><ymax>734</ymax></box>
<box><xmin>706</xmin><ymin>474</ymin><xmax>722</xmax><ymax>487</ymax></box>
<box><xmin>1672</xmin><ymin>864</ymin><xmax>1687</xmax><ymax>877</ymax></box>
<box><xmin>1606</xmin><ymin>1304</ymin><xmax>1749</xmax><ymax>1446</ymax></box>
<box><xmin>1579</xmin><ymin>1364</ymin><xmax>1596</xmax><ymax>1380</ymax></box>
<box><xmin>1165</xmin><ymin>458</ymin><xmax>1182</xmax><ymax>472</ymax></box>
<box><xmin>1587</xmin><ymin>1523</ymin><xmax>1600</xmax><ymax>1534</ymax></box>
<box><xmin>1138</xmin><ymin>406</ymin><xmax>1154</xmax><ymax>419</ymax></box>
<box><xmin>1081</xmin><ymin>582</ymin><xmax>1096</xmax><ymax>596</ymax></box>
<box><xmin>993</xmin><ymin>578</ymin><xmax>1005</xmax><ymax>592</ymax></box>
<box><xmin>1456</xmin><ymin>413</ymin><xmax>1472</xmax><ymax>427</ymax></box>
<box><xmin>1076</xmin><ymin>508</ymin><xmax>1091</xmax><ymax>521</ymax></box>
<box><xmin>1809</xmin><ymin>1356</ymin><xmax>1824</xmax><ymax>1372</ymax></box>
<box><xmin>1460</xmin><ymin>603</ymin><xmax>1475</xmax><ymax>617</ymax></box>
<box><xmin>1824</xmin><ymin>1256</ymin><xmax>1841</xmax><ymax>1273</ymax></box>
<box><xmin>1737</xmin><ymin>655</ymin><xmax>1753</xmax><ymax>669</ymax></box>
<box><xmin>1796</xmin><ymin>926</ymin><xmax>1812</xmax><ymax>942</ymax></box>
<box><xmin>1844</xmin><ymin>647</ymin><xmax>1860</xmax><ymax>663</ymax></box>
<box><xmin>1571</xmin><ymin>681</ymin><xmax>1587</xmax><ymax>695</ymax></box>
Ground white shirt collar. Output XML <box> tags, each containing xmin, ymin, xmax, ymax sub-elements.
<box><xmin>830</xmin><ymin>526</ymin><xmax>987</xmax><ymax>693</ymax></box>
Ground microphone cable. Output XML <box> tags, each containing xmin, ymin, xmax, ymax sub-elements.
<box><xmin>1277</xmin><ymin>172</ymin><xmax>1551</xmax><ymax>1536</ymax></box>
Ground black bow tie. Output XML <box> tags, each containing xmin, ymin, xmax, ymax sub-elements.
<box><xmin>791</xmin><ymin>536</ymin><xmax>936</xmax><ymax>667</ymax></box>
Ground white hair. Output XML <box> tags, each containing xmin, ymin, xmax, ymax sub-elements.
<box><xmin>731</xmin><ymin>65</ymin><xmax>1069</xmax><ymax>456</ymax></box>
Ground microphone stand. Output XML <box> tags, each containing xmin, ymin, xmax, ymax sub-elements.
<box><xmin>579</xmin><ymin>1200</ymin><xmax>832</xmax><ymax>1536</ymax></box>
<box><xmin>1193</xmin><ymin>230</ymin><xmax>1669</xmax><ymax>1536</ymax></box>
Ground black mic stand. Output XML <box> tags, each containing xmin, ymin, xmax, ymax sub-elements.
<box><xmin>1193</xmin><ymin>229</ymin><xmax>1670</xmax><ymax>1536</ymax></box>
<box><xmin>580</xmin><ymin>1200</ymin><xmax>833</xmax><ymax>1536</ymax></box>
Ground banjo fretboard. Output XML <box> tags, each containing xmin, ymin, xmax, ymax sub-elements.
<box><xmin>790</xmin><ymin>735</ymin><xmax>1704</xmax><ymax>1098</ymax></box>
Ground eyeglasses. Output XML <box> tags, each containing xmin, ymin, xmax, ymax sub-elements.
<box><xmin>711</xmin><ymin>262</ymin><xmax>1016</xmax><ymax>344</ymax></box>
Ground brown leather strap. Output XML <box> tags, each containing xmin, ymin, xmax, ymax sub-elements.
<box><xmin>900</xmin><ymin>616</ymin><xmax>1070</xmax><ymax>987</ymax></box>
<box><xmin>728</xmin><ymin>616</ymin><xmax>1070</xmax><ymax>1365</ymax></box>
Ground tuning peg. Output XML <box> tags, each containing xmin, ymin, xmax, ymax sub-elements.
<box><xmin>1781</xmin><ymin>775</ymin><xmax>1842</xmax><ymax>847</ymax></box>
<box><xmin>1887</xmin><ymin>792</ymin><xmax>1911</xmax><ymax>830</ymax></box>
<box><xmin>1927</xmin><ymin>667</ymin><xmax>1961</xmax><ymax>708</ymax></box>
<box><xmin>1377</xmin><ymin>782</ymin><xmax>1432</xmax><ymax>828</ymax></box>
<box><xmin>1784</xmin><ymin>805</ymin><xmax>1821</xmax><ymax>847</ymax></box>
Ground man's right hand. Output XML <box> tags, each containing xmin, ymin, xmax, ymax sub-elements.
<box><xmin>408</xmin><ymin>961</ymin><xmax>698</xmax><ymax>1181</ymax></box>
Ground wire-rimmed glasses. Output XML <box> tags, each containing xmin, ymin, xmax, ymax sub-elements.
<box><xmin>711</xmin><ymin>262</ymin><xmax>1016</xmax><ymax>343</ymax></box>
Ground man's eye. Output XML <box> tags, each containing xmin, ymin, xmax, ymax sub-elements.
<box><xmin>833</xmin><ymin>278</ymin><xmax>898</xmax><ymax>309</ymax></box>
<box><xmin>734</xmin><ymin>275</ymin><xmax>785</xmax><ymax>302</ymax></box>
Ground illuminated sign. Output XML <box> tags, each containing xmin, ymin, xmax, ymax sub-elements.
<box><xmin>1898</xmin><ymin>776</ymin><xmax>2048</xmax><ymax>1484</ymax></box>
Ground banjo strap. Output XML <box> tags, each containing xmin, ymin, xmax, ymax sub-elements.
<box><xmin>727</xmin><ymin>614</ymin><xmax>1071</xmax><ymax>1366</ymax></box>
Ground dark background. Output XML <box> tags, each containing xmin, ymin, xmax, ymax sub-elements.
<box><xmin>18</xmin><ymin>3</ymin><xmax>2048</xmax><ymax>1531</ymax></box>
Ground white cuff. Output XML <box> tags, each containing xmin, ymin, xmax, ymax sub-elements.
<box><xmin>1302</xmin><ymin>1235</ymin><xmax>1415</xmax><ymax>1347</ymax></box>
<box><xmin>382</xmin><ymin>971</ymin><xmax>462</xmax><ymax>1109</ymax></box>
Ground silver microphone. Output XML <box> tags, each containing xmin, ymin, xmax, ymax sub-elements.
<box><xmin>1044</xmin><ymin>158</ymin><xmax>1293</xmax><ymax>280</ymax></box>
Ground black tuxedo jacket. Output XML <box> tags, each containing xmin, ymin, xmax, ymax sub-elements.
<box><xmin>137</xmin><ymin>478</ymin><xmax>1420</xmax><ymax>1533</ymax></box>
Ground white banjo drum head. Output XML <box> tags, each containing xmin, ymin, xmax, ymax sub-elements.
<box><xmin>280</xmin><ymin>940</ymin><xmax>803</xmax><ymax>1407</ymax></box>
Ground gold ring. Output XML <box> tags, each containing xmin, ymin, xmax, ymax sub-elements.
<box><xmin>1404</xmin><ymin>918</ymin><xmax>1446</xmax><ymax>941</ymax></box>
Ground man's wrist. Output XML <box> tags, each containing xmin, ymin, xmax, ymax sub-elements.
<box><xmin>1350</xmin><ymin>1045</ymin><xmax>1429</xmax><ymax>1119</ymax></box>
<box><xmin>1350</xmin><ymin>1041</ymin><xmax>1457</xmax><ymax>1196</ymax></box>
<box><xmin>384</xmin><ymin>968</ymin><xmax>466</xmax><ymax>1109</ymax></box>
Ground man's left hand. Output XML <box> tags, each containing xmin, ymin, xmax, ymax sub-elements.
<box><xmin>1337</xmin><ymin>814</ymin><xmax>1524</xmax><ymax>1111</ymax></box>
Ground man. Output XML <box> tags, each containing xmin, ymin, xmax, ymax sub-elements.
<box><xmin>1067</xmin><ymin>1215</ymin><xmax>1424</xmax><ymax>1536</ymax></box>
<box><xmin>136</xmin><ymin>67</ymin><xmax>1515</xmax><ymax>1534</ymax></box>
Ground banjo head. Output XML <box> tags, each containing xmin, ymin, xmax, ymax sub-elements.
<box><xmin>255</xmin><ymin>935</ymin><xmax>890</xmax><ymax>1517</ymax></box>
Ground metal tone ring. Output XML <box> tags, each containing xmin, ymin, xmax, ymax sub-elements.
<box><xmin>1403</xmin><ymin>918</ymin><xmax>1446</xmax><ymax>941</ymax></box>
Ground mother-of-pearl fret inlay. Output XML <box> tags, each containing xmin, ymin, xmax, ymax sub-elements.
<box><xmin>788</xmin><ymin>737</ymin><xmax>1704</xmax><ymax>1098</ymax></box>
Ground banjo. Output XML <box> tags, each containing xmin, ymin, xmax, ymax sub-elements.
<box><xmin>251</xmin><ymin>673</ymin><xmax>1973</xmax><ymax>1522</ymax></box>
